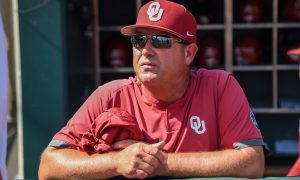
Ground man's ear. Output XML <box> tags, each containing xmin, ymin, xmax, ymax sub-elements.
<box><xmin>185</xmin><ymin>43</ymin><xmax>198</xmax><ymax>65</ymax></box>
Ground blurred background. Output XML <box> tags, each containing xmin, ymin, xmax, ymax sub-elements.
<box><xmin>1</xmin><ymin>0</ymin><xmax>300</xmax><ymax>179</ymax></box>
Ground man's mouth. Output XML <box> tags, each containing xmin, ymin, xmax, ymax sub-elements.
<box><xmin>140</xmin><ymin>61</ymin><xmax>156</xmax><ymax>67</ymax></box>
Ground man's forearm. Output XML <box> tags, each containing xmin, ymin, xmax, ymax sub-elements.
<box><xmin>159</xmin><ymin>146</ymin><xmax>264</xmax><ymax>178</ymax></box>
<box><xmin>38</xmin><ymin>147</ymin><xmax>119</xmax><ymax>180</ymax></box>
<box><xmin>39</xmin><ymin>142</ymin><xmax>167</xmax><ymax>180</ymax></box>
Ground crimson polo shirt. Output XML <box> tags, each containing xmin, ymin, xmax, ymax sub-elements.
<box><xmin>49</xmin><ymin>69</ymin><xmax>265</xmax><ymax>152</ymax></box>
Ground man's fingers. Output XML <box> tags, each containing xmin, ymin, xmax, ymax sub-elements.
<box><xmin>140</xmin><ymin>151</ymin><xmax>160</xmax><ymax>168</ymax></box>
<box><xmin>134</xmin><ymin>169</ymin><xmax>149</xmax><ymax>179</ymax></box>
<box><xmin>136</xmin><ymin>158</ymin><xmax>155</xmax><ymax>176</ymax></box>
<box><xmin>125</xmin><ymin>168</ymin><xmax>148</xmax><ymax>179</ymax></box>
<box><xmin>143</xmin><ymin>144</ymin><xmax>166</xmax><ymax>164</ymax></box>
<box><xmin>112</xmin><ymin>139</ymin><xmax>140</xmax><ymax>150</ymax></box>
<box><xmin>115</xmin><ymin>142</ymin><xmax>166</xmax><ymax>178</ymax></box>
<box><xmin>127</xmin><ymin>156</ymin><xmax>153</xmax><ymax>178</ymax></box>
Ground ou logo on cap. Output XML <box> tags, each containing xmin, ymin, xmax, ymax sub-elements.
<box><xmin>147</xmin><ymin>2</ymin><xmax>164</xmax><ymax>21</ymax></box>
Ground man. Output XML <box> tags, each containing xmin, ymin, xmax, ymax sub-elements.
<box><xmin>39</xmin><ymin>1</ymin><xmax>266</xmax><ymax>179</ymax></box>
<box><xmin>286</xmin><ymin>46</ymin><xmax>300</xmax><ymax>176</ymax></box>
<box><xmin>0</xmin><ymin>11</ymin><xmax>8</xmax><ymax>180</ymax></box>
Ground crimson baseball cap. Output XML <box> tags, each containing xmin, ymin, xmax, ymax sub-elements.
<box><xmin>121</xmin><ymin>0</ymin><xmax>197</xmax><ymax>44</ymax></box>
<box><xmin>288</xmin><ymin>46</ymin><xmax>300</xmax><ymax>55</ymax></box>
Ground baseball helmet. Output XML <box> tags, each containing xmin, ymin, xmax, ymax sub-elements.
<box><xmin>199</xmin><ymin>36</ymin><xmax>222</xmax><ymax>69</ymax></box>
<box><xmin>235</xmin><ymin>35</ymin><xmax>262</xmax><ymax>65</ymax></box>
<box><xmin>282</xmin><ymin>0</ymin><xmax>300</xmax><ymax>21</ymax></box>
<box><xmin>238</xmin><ymin>0</ymin><xmax>263</xmax><ymax>23</ymax></box>
<box><xmin>106</xmin><ymin>37</ymin><xmax>131</xmax><ymax>67</ymax></box>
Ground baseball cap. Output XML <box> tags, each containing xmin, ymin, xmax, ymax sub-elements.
<box><xmin>288</xmin><ymin>46</ymin><xmax>300</xmax><ymax>55</ymax></box>
<box><xmin>121</xmin><ymin>0</ymin><xmax>197</xmax><ymax>44</ymax></box>
<box><xmin>287</xmin><ymin>46</ymin><xmax>300</xmax><ymax>62</ymax></box>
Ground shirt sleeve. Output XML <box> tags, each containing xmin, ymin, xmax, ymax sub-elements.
<box><xmin>49</xmin><ymin>87</ymin><xmax>106</xmax><ymax>148</ymax></box>
<box><xmin>287</xmin><ymin>157</ymin><xmax>300</xmax><ymax>176</ymax></box>
<box><xmin>217</xmin><ymin>73</ymin><xmax>266</xmax><ymax>150</ymax></box>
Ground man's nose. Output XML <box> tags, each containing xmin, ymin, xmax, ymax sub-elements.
<box><xmin>141</xmin><ymin>40</ymin><xmax>155</xmax><ymax>57</ymax></box>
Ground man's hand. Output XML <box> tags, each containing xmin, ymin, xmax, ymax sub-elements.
<box><xmin>113</xmin><ymin>141</ymin><xmax>167</xmax><ymax>179</ymax></box>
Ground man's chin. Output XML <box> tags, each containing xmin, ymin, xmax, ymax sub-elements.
<box><xmin>139</xmin><ymin>76</ymin><xmax>161</xmax><ymax>86</ymax></box>
<box><xmin>139</xmin><ymin>73</ymin><xmax>158</xmax><ymax>81</ymax></box>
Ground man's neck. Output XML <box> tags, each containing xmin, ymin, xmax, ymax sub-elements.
<box><xmin>141</xmin><ymin>74</ymin><xmax>191</xmax><ymax>103</ymax></box>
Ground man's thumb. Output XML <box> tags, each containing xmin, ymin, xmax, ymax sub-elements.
<box><xmin>151</xmin><ymin>141</ymin><xmax>165</xmax><ymax>150</ymax></box>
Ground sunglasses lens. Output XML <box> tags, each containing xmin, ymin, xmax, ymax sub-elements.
<box><xmin>131</xmin><ymin>35</ymin><xmax>147</xmax><ymax>48</ymax></box>
<box><xmin>131</xmin><ymin>35</ymin><xmax>173</xmax><ymax>49</ymax></box>
<box><xmin>151</xmin><ymin>35</ymin><xmax>171</xmax><ymax>48</ymax></box>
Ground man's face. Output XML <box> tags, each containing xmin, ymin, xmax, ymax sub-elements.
<box><xmin>131</xmin><ymin>28</ymin><xmax>191</xmax><ymax>87</ymax></box>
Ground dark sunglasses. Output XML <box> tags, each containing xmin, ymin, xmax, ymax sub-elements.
<box><xmin>130</xmin><ymin>35</ymin><xmax>189</xmax><ymax>49</ymax></box>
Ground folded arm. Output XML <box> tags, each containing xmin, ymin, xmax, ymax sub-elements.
<box><xmin>38</xmin><ymin>141</ymin><xmax>166</xmax><ymax>180</ymax></box>
<box><xmin>157</xmin><ymin>146</ymin><xmax>265</xmax><ymax>178</ymax></box>
<box><xmin>39</xmin><ymin>140</ymin><xmax>264</xmax><ymax>179</ymax></box>
<box><xmin>38</xmin><ymin>147</ymin><xmax>118</xmax><ymax>180</ymax></box>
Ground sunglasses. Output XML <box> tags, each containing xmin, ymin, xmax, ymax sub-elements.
<box><xmin>130</xmin><ymin>35</ymin><xmax>189</xmax><ymax>49</ymax></box>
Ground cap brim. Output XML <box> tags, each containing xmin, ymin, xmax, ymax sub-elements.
<box><xmin>121</xmin><ymin>24</ymin><xmax>190</xmax><ymax>43</ymax></box>
<box><xmin>287</xmin><ymin>47</ymin><xmax>300</xmax><ymax>55</ymax></box>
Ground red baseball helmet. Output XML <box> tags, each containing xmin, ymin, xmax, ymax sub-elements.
<box><xmin>199</xmin><ymin>36</ymin><xmax>222</xmax><ymax>69</ymax></box>
<box><xmin>106</xmin><ymin>37</ymin><xmax>131</xmax><ymax>67</ymax></box>
<box><xmin>238</xmin><ymin>0</ymin><xmax>263</xmax><ymax>23</ymax></box>
<box><xmin>235</xmin><ymin>35</ymin><xmax>262</xmax><ymax>65</ymax></box>
<box><xmin>283</xmin><ymin>0</ymin><xmax>300</xmax><ymax>21</ymax></box>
